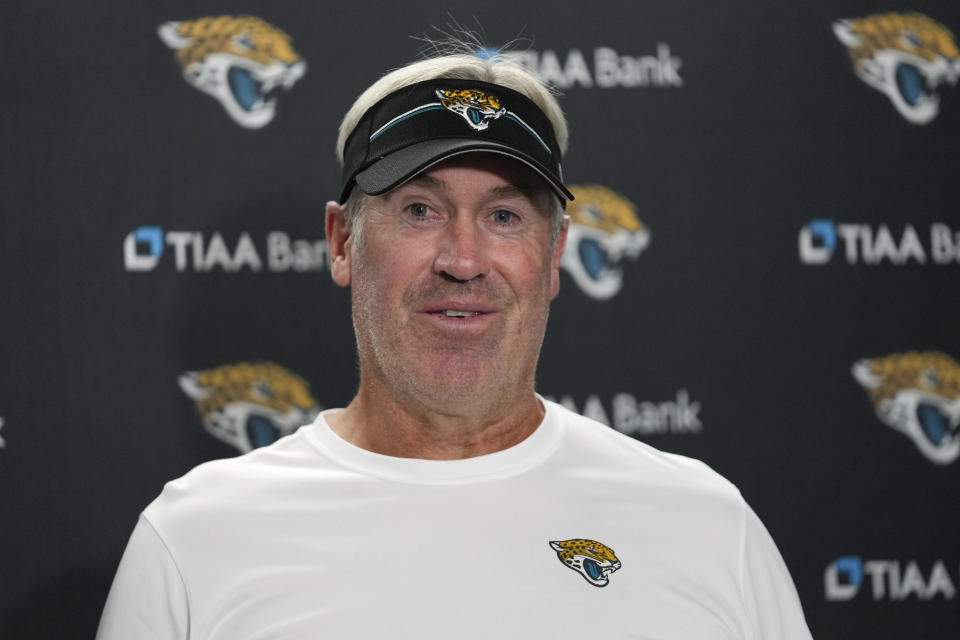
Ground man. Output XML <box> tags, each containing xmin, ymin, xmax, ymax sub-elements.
<box><xmin>98</xmin><ymin>51</ymin><xmax>813</xmax><ymax>639</ymax></box>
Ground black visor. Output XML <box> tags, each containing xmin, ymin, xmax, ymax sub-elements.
<box><xmin>339</xmin><ymin>79</ymin><xmax>572</xmax><ymax>204</ymax></box>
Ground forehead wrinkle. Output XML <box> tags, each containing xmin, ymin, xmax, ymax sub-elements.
<box><xmin>379</xmin><ymin>173</ymin><xmax>445</xmax><ymax>207</ymax></box>
<box><xmin>487</xmin><ymin>182</ymin><xmax>545</xmax><ymax>204</ymax></box>
<box><xmin>405</xmin><ymin>173</ymin><xmax>444</xmax><ymax>190</ymax></box>
<box><xmin>401</xmin><ymin>173</ymin><xmax>530</xmax><ymax>199</ymax></box>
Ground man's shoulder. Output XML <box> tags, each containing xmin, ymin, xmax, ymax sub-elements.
<box><xmin>547</xmin><ymin>399</ymin><xmax>743</xmax><ymax>501</ymax></box>
<box><xmin>142</xmin><ymin>423</ymin><xmax>322</xmax><ymax>531</ymax></box>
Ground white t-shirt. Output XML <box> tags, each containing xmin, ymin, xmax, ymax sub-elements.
<box><xmin>97</xmin><ymin>400</ymin><xmax>813</xmax><ymax>639</ymax></box>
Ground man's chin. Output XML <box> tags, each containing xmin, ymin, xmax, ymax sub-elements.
<box><xmin>401</xmin><ymin>363</ymin><xmax>520</xmax><ymax>414</ymax></box>
<box><xmin>418</xmin><ymin>368</ymin><xmax>495</xmax><ymax>403</ymax></box>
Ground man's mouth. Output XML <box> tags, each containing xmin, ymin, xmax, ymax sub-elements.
<box><xmin>421</xmin><ymin>300</ymin><xmax>496</xmax><ymax>317</ymax></box>
<box><xmin>420</xmin><ymin>306</ymin><xmax>496</xmax><ymax>330</ymax></box>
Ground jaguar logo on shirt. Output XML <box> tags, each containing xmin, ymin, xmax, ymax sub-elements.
<box><xmin>550</xmin><ymin>538</ymin><xmax>622</xmax><ymax>587</ymax></box>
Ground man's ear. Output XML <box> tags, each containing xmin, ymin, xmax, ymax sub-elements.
<box><xmin>549</xmin><ymin>215</ymin><xmax>569</xmax><ymax>299</ymax></box>
<box><xmin>325</xmin><ymin>200</ymin><xmax>352</xmax><ymax>287</ymax></box>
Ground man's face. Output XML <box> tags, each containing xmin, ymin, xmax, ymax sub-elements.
<box><xmin>329</xmin><ymin>154</ymin><xmax>567</xmax><ymax>414</ymax></box>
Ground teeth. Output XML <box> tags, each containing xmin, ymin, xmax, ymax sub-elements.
<box><xmin>443</xmin><ymin>310</ymin><xmax>479</xmax><ymax>317</ymax></box>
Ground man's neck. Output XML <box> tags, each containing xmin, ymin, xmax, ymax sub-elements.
<box><xmin>325</xmin><ymin>380</ymin><xmax>545</xmax><ymax>460</ymax></box>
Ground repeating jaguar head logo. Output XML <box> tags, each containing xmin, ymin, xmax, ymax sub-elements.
<box><xmin>179</xmin><ymin>361</ymin><xmax>319</xmax><ymax>453</ymax></box>
<box><xmin>561</xmin><ymin>185</ymin><xmax>650</xmax><ymax>300</ymax></box>
<box><xmin>833</xmin><ymin>12</ymin><xmax>960</xmax><ymax>124</ymax></box>
<box><xmin>853</xmin><ymin>351</ymin><xmax>960</xmax><ymax>464</ymax></box>
<box><xmin>550</xmin><ymin>538</ymin><xmax>622</xmax><ymax>587</ymax></box>
<box><xmin>159</xmin><ymin>15</ymin><xmax>306</xmax><ymax>129</ymax></box>
<box><xmin>437</xmin><ymin>88</ymin><xmax>507</xmax><ymax>131</ymax></box>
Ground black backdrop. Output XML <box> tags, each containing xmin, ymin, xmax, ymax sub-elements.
<box><xmin>3</xmin><ymin>1</ymin><xmax>959</xmax><ymax>637</ymax></box>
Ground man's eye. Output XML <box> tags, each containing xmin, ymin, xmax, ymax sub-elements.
<box><xmin>492</xmin><ymin>210</ymin><xmax>516</xmax><ymax>224</ymax></box>
<box><xmin>406</xmin><ymin>203</ymin><xmax>431</xmax><ymax>217</ymax></box>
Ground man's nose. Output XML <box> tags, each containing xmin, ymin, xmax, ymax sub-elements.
<box><xmin>433</xmin><ymin>218</ymin><xmax>491</xmax><ymax>282</ymax></box>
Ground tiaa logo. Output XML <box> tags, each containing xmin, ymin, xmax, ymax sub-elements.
<box><xmin>561</xmin><ymin>185</ymin><xmax>650</xmax><ymax>300</ymax></box>
<box><xmin>833</xmin><ymin>12</ymin><xmax>960</xmax><ymax>124</ymax></box>
<box><xmin>180</xmin><ymin>361</ymin><xmax>319</xmax><ymax>453</ymax></box>
<box><xmin>852</xmin><ymin>351</ymin><xmax>960</xmax><ymax>464</ymax></box>
<box><xmin>158</xmin><ymin>15</ymin><xmax>306</xmax><ymax>129</ymax></box>
<box><xmin>825</xmin><ymin>556</ymin><xmax>956</xmax><ymax>601</ymax></box>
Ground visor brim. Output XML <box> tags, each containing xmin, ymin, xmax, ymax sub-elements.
<box><xmin>349</xmin><ymin>139</ymin><xmax>574</xmax><ymax>204</ymax></box>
